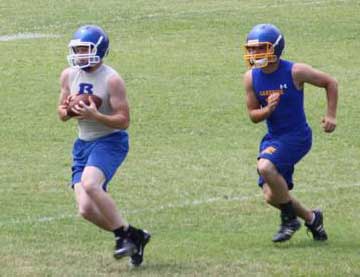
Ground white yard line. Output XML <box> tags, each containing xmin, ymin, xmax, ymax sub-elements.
<box><xmin>0</xmin><ymin>33</ymin><xmax>61</xmax><ymax>42</ymax></box>
<box><xmin>1</xmin><ymin>183</ymin><xmax>359</xmax><ymax>227</ymax></box>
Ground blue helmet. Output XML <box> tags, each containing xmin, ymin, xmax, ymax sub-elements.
<box><xmin>67</xmin><ymin>25</ymin><xmax>110</xmax><ymax>69</ymax></box>
<box><xmin>243</xmin><ymin>24</ymin><xmax>285</xmax><ymax>68</ymax></box>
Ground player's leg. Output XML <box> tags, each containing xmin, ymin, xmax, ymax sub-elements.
<box><xmin>262</xmin><ymin>183</ymin><xmax>312</xmax><ymax>221</ymax></box>
<box><xmin>71</xmin><ymin>133</ymin><xmax>151</xmax><ymax>261</ymax></box>
<box><xmin>262</xmin><ymin>183</ymin><xmax>279</xmax><ymax>208</ymax></box>
<box><xmin>258</xmin><ymin>159</ymin><xmax>291</xmax><ymax>203</ymax></box>
<box><xmin>74</xmin><ymin>180</ymin><xmax>112</xmax><ymax>231</ymax></box>
<box><xmin>258</xmin><ymin>159</ymin><xmax>300</xmax><ymax>242</ymax></box>
<box><xmin>263</xmin><ymin>183</ymin><xmax>327</xmax><ymax>241</ymax></box>
<box><xmin>80</xmin><ymin>165</ymin><xmax>141</xmax><ymax>258</ymax></box>
<box><xmin>81</xmin><ymin>165</ymin><xmax>127</xmax><ymax>230</ymax></box>
<box><xmin>74</xmin><ymin>181</ymin><xmax>113</xmax><ymax>231</ymax></box>
<box><xmin>81</xmin><ymin>166</ymin><xmax>152</xmax><ymax>263</ymax></box>
<box><xmin>290</xmin><ymin>197</ymin><xmax>312</xmax><ymax>222</ymax></box>
<box><xmin>87</xmin><ymin>132</ymin><xmax>151</xmax><ymax>263</ymax></box>
<box><xmin>259</xmin><ymin>132</ymin><xmax>326</xmax><ymax>241</ymax></box>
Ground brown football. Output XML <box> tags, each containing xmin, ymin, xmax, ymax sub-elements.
<box><xmin>67</xmin><ymin>93</ymin><xmax>102</xmax><ymax>117</ymax></box>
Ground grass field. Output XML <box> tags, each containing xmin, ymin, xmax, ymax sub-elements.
<box><xmin>0</xmin><ymin>0</ymin><xmax>359</xmax><ymax>276</ymax></box>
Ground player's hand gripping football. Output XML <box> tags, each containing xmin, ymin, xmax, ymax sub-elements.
<box><xmin>60</xmin><ymin>95</ymin><xmax>77</xmax><ymax>118</ymax></box>
<box><xmin>58</xmin><ymin>95</ymin><xmax>73</xmax><ymax>120</ymax></box>
<box><xmin>58</xmin><ymin>103</ymin><xmax>69</xmax><ymax>119</ymax></box>
<box><xmin>321</xmin><ymin>115</ymin><xmax>336</xmax><ymax>133</ymax></box>
<box><xmin>266</xmin><ymin>93</ymin><xmax>280</xmax><ymax>113</ymax></box>
<box><xmin>72</xmin><ymin>97</ymin><xmax>100</xmax><ymax>120</ymax></box>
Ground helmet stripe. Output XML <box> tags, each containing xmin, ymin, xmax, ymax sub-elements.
<box><xmin>95</xmin><ymin>36</ymin><xmax>104</xmax><ymax>47</ymax></box>
<box><xmin>273</xmin><ymin>35</ymin><xmax>282</xmax><ymax>48</ymax></box>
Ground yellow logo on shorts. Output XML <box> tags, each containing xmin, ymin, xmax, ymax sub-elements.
<box><xmin>262</xmin><ymin>146</ymin><xmax>277</xmax><ymax>154</ymax></box>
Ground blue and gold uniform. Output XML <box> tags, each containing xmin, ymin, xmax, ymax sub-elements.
<box><xmin>252</xmin><ymin>59</ymin><xmax>312</xmax><ymax>189</ymax></box>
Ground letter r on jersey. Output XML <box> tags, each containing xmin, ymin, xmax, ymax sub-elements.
<box><xmin>79</xmin><ymin>83</ymin><xmax>94</xmax><ymax>94</ymax></box>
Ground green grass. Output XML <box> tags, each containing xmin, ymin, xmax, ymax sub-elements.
<box><xmin>0</xmin><ymin>0</ymin><xmax>360</xmax><ymax>276</ymax></box>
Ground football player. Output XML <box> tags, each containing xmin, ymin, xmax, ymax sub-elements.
<box><xmin>57</xmin><ymin>25</ymin><xmax>150</xmax><ymax>265</ymax></box>
<box><xmin>243</xmin><ymin>24</ymin><xmax>338</xmax><ymax>242</ymax></box>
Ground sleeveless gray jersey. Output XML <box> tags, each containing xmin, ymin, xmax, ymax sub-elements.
<box><xmin>68</xmin><ymin>64</ymin><xmax>121</xmax><ymax>141</ymax></box>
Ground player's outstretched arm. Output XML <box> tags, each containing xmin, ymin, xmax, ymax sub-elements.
<box><xmin>292</xmin><ymin>63</ymin><xmax>338</xmax><ymax>133</ymax></box>
<box><xmin>244</xmin><ymin>70</ymin><xmax>279</xmax><ymax>123</ymax></box>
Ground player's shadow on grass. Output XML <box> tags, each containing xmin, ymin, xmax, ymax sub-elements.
<box><xmin>273</xmin><ymin>238</ymin><xmax>330</xmax><ymax>249</ymax></box>
<box><xmin>106</xmin><ymin>260</ymin><xmax>194</xmax><ymax>275</ymax></box>
<box><xmin>274</xmin><ymin>238</ymin><xmax>360</xmax><ymax>250</ymax></box>
<box><xmin>128</xmin><ymin>262</ymin><xmax>194</xmax><ymax>274</ymax></box>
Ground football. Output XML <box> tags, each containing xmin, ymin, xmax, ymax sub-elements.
<box><xmin>67</xmin><ymin>93</ymin><xmax>102</xmax><ymax>117</ymax></box>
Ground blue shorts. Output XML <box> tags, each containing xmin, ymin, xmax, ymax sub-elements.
<box><xmin>71</xmin><ymin>131</ymin><xmax>129</xmax><ymax>191</ymax></box>
<box><xmin>257</xmin><ymin>128</ymin><xmax>312</xmax><ymax>190</ymax></box>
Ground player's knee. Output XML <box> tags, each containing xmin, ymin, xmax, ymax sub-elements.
<box><xmin>81</xmin><ymin>180</ymin><xmax>101</xmax><ymax>196</ymax></box>
<box><xmin>257</xmin><ymin>160</ymin><xmax>276</xmax><ymax>177</ymax></box>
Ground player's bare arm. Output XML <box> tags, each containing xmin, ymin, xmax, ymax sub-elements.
<box><xmin>76</xmin><ymin>75</ymin><xmax>130</xmax><ymax>129</ymax></box>
<box><xmin>58</xmin><ymin>68</ymin><xmax>72</xmax><ymax>121</ymax></box>
<box><xmin>292</xmin><ymin>63</ymin><xmax>338</xmax><ymax>133</ymax></box>
<box><xmin>244</xmin><ymin>70</ymin><xmax>279</xmax><ymax>123</ymax></box>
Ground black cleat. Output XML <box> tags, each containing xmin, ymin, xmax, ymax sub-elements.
<box><xmin>129</xmin><ymin>229</ymin><xmax>151</xmax><ymax>267</ymax></box>
<box><xmin>305</xmin><ymin>209</ymin><xmax>328</xmax><ymax>241</ymax></box>
<box><xmin>272</xmin><ymin>218</ymin><xmax>301</xmax><ymax>243</ymax></box>
<box><xmin>114</xmin><ymin>237</ymin><xmax>137</xmax><ymax>259</ymax></box>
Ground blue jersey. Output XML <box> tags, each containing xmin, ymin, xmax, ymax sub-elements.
<box><xmin>252</xmin><ymin>59</ymin><xmax>308</xmax><ymax>136</ymax></box>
